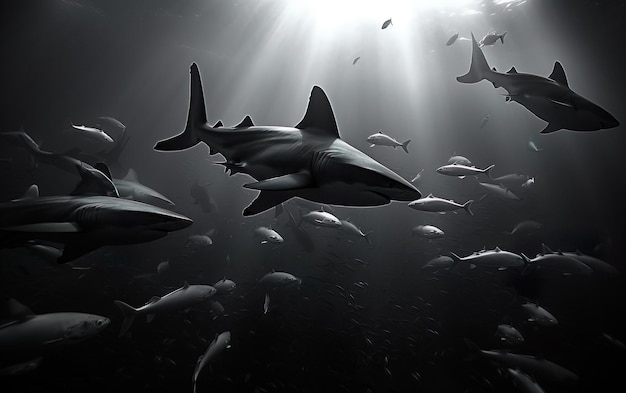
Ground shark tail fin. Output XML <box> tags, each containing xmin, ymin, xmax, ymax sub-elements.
<box><xmin>401</xmin><ymin>140</ymin><xmax>411</xmax><ymax>154</ymax></box>
<box><xmin>463</xmin><ymin>200</ymin><xmax>474</xmax><ymax>216</ymax></box>
<box><xmin>154</xmin><ymin>63</ymin><xmax>206</xmax><ymax>151</ymax></box>
<box><xmin>483</xmin><ymin>164</ymin><xmax>495</xmax><ymax>179</ymax></box>
<box><xmin>500</xmin><ymin>31</ymin><xmax>507</xmax><ymax>44</ymax></box>
<box><xmin>457</xmin><ymin>33</ymin><xmax>492</xmax><ymax>84</ymax></box>
<box><xmin>113</xmin><ymin>300</ymin><xmax>138</xmax><ymax>337</ymax></box>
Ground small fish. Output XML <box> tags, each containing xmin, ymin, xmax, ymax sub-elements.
<box><xmin>254</xmin><ymin>226</ymin><xmax>284</xmax><ymax>244</ymax></box>
<box><xmin>510</xmin><ymin>220</ymin><xmax>542</xmax><ymax>236</ymax></box>
<box><xmin>408</xmin><ymin>193</ymin><xmax>473</xmax><ymax>215</ymax></box>
<box><xmin>521</xmin><ymin>302</ymin><xmax>558</xmax><ymax>326</ymax></box>
<box><xmin>300</xmin><ymin>209</ymin><xmax>342</xmax><ymax>228</ymax></box>
<box><xmin>448</xmin><ymin>155</ymin><xmax>472</xmax><ymax>166</ymax></box>
<box><xmin>263</xmin><ymin>293</ymin><xmax>270</xmax><ymax>314</ymax></box>
<box><xmin>436</xmin><ymin>163</ymin><xmax>494</xmax><ymax>178</ymax></box>
<box><xmin>213</xmin><ymin>278</ymin><xmax>236</xmax><ymax>295</ymax></box>
<box><xmin>528</xmin><ymin>141</ymin><xmax>543</xmax><ymax>152</ymax></box>
<box><xmin>496</xmin><ymin>324</ymin><xmax>525</xmax><ymax>345</ymax></box>
<box><xmin>479</xmin><ymin>31</ymin><xmax>507</xmax><ymax>47</ymax></box>
<box><xmin>157</xmin><ymin>259</ymin><xmax>170</xmax><ymax>274</ymax></box>
<box><xmin>353</xmin><ymin>56</ymin><xmax>361</xmax><ymax>65</ymax></box>
<box><xmin>366</xmin><ymin>130</ymin><xmax>410</xmax><ymax>153</ymax></box>
<box><xmin>70</xmin><ymin>121</ymin><xmax>114</xmax><ymax>143</ymax></box>
<box><xmin>192</xmin><ymin>331</ymin><xmax>231</xmax><ymax>393</ymax></box>
<box><xmin>381</xmin><ymin>18</ymin><xmax>393</xmax><ymax>29</ymax></box>
<box><xmin>412</xmin><ymin>225</ymin><xmax>445</xmax><ymax>239</ymax></box>
<box><xmin>522</xmin><ymin>177</ymin><xmax>535</xmax><ymax>188</ymax></box>
<box><xmin>446</xmin><ymin>32</ymin><xmax>459</xmax><ymax>46</ymax></box>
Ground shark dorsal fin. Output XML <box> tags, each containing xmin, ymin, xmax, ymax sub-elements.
<box><xmin>183</xmin><ymin>281</ymin><xmax>190</xmax><ymax>289</ymax></box>
<box><xmin>235</xmin><ymin>116</ymin><xmax>254</xmax><ymax>128</ymax></box>
<box><xmin>295</xmin><ymin>86</ymin><xmax>340</xmax><ymax>139</ymax></box>
<box><xmin>427</xmin><ymin>193</ymin><xmax>433</xmax><ymax>198</ymax></box>
<box><xmin>495</xmin><ymin>246</ymin><xmax>501</xmax><ymax>252</ymax></box>
<box><xmin>70</xmin><ymin>163</ymin><xmax>119</xmax><ymax>197</ymax></box>
<box><xmin>20</xmin><ymin>184</ymin><xmax>39</xmax><ymax>200</ymax></box>
<box><xmin>0</xmin><ymin>298</ymin><xmax>34</xmax><ymax>324</ymax></box>
<box><xmin>213</xmin><ymin>120</ymin><xmax>223</xmax><ymax>128</ymax></box>
<box><xmin>94</xmin><ymin>162</ymin><xmax>113</xmax><ymax>181</ymax></box>
<box><xmin>122</xmin><ymin>168</ymin><xmax>139</xmax><ymax>182</ymax></box>
<box><xmin>507</xmin><ymin>67</ymin><xmax>518</xmax><ymax>74</ymax></box>
<box><xmin>549</xmin><ymin>62</ymin><xmax>569</xmax><ymax>87</ymax></box>
<box><xmin>542</xmin><ymin>243</ymin><xmax>554</xmax><ymax>254</ymax></box>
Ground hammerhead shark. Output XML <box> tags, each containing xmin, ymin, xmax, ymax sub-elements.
<box><xmin>154</xmin><ymin>63</ymin><xmax>421</xmax><ymax>216</ymax></box>
<box><xmin>457</xmin><ymin>33</ymin><xmax>619</xmax><ymax>133</ymax></box>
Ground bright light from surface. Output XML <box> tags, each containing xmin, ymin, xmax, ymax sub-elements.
<box><xmin>286</xmin><ymin>0</ymin><xmax>478</xmax><ymax>29</ymax></box>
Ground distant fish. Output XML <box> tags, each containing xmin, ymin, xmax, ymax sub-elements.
<box><xmin>411</xmin><ymin>169</ymin><xmax>424</xmax><ymax>183</ymax></box>
<box><xmin>522</xmin><ymin>177</ymin><xmax>535</xmax><ymax>189</ymax></box>
<box><xmin>192</xmin><ymin>331</ymin><xmax>231</xmax><ymax>393</ymax></box>
<box><xmin>527</xmin><ymin>249</ymin><xmax>593</xmax><ymax>276</ymax></box>
<box><xmin>478</xmin><ymin>182</ymin><xmax>520</xmax><ymax>200</ymax></box>
<box><xmin>254</xmin><ymin>226</ymin><xmax>284</xmax><ymax>244</ymax></box>
<box><xmin>190</xmin><ymin>180</ymin><xmax>218</xmax><ymax>213</ymax></box>
<box><xmin>479</xmin><ymin>114</ymin><xmax>490</xmax><ymax>129</ymax></box>
<box><xmin>448</xmin><ymin>155</ymin><xmax>472</xmax><ymax>166</ymax></box>
<box><xmin>0</xmin><ymin>357</ymin><xmax>43</xmax><ymax>377</ymax></box>
<box><xmin>366</xmin><ymin>130</ymin><xmax>410</xmax><ymax>153</ymax></box>
<box><xmin>187</xmin><ymin>232</ymin><xmax>214</xmax><ymax>247</ymax></box>
<box><xmin>213</xmin><ymin>278</ymin><xmax>237</xmax><ymax>295</ymax></box>
<box><xmin>300</xmin><ymin>209</ymin><xmax>342</xmax><ymax>228</ymax></box>
<box><xmin>260</xmin><ymin>271</ymin><xmax>301</xmax><ymax>289</ymax></box>
<box><xmin>450</xmin><ymin>247</ymin><xmax>528</xmax><ymax>270</ymax></box>
<box><xmin>338</xmin><ymin>219</ymin><xmax>372</xmax><ymax>245</ymax></box>
<box><xmin>528</xmin><ymin>141</ymin><xmax>543</xmax><ymax>152</ymax></box>
<box><xmin>496</xmin><ymin>324</ymin><xmax>525</xmax><ymax>345</ymax></box>
<box><xmin>263</xmin><ymin>293</ymin><xmax>271</xmax><ymax>314</ymax></box>
<box><xmin>422</xmin><ymin>256</ymin><xmax>454</xmax><ymax>271</ymax></box>
<box><xmin>157</xmin><ymin>259</ymin><xmax>170</xmax><ymax>274</ymax></box>
<box><xmin>479</xmin><ymin>31</ymin><xmax>507</xmax><ymax>47</ymax></box>
<box><xmin>491</xmin><ymin>173</ymin><xmax>528</xmax><ymax>184</ymax></box>
<box><xmin>96</xmin><ymin>116</ymin><xmax>126</xmax><ymax>130</ymax></box>
<box><xmin>510</xmin><ymin>220</ymin><xmax>542</xmax><ymax>237</ymax></box>
<box><xmin>381</xmin><ymin>18</ymin><xmax>393</xmax><ymax>29</ymax></box>
<box><xmin>113</xmin><ymin>282</ymin><xmax>216</xmax><ymax>337</ymax></box>
<box><xmin>353</xmin><ymin>56</ymin><xmax>361</xmax><ymax>65</ymax></box>
<box><xmin>446</xmin><ymin>33</ymin><xmax>459</xmax><ymax>46</ymax></box>
<box><xmin>412</xmin><ymin>224</ymin><xmax>444</xmax><ymax>239</ymax></box>
<box><xmin>408</xmin><ymin>193</ymin><xmax>473</xmax><ymax>215</ymax></box>
<box><xmin>436</xmin><ymin>163</ymin><xmax>494</xmax><ymax>179</ymax></box>
<box><xmin>70</xmin><ymin>121</ymin><xmax>114</xmax><ymax>143</ymax></box>
<box><xmin>521</xmin><ymin>302</ymin><xmax>558</xmax><ymax>326</ymax></box>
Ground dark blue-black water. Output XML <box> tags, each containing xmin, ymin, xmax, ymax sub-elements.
<box><xmin>1</xmin><ymin>1</ymin><xmax>625</xmax><ymax>392</ymax></box>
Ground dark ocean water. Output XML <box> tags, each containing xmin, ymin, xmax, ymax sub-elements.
<box><xmin>1</xmin><ymin>1</ymin><xmax>625</xmax><ymax>392</ymax></box>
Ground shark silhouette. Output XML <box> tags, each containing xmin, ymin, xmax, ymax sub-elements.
<box><xmin>154</xmin><ymin>63</ymin><xmax>421</xmax><ymax>216</ymax></box>
<box><xmin>457</xmin><ymin>33</ymin><xmax>619</xmax><ymax>133</ymax></box>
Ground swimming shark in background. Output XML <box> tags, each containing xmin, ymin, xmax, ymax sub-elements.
<box><xmin>0</xmin><ymin>181</ymin><xmax>192</xmax><ymax>263</ymax></box>
<box><xmin>154</xmin><ymin>63</ymin><xmax>421</xmax><ymax>216</ymax></box>
<box><xmin>457</xmin><ymin>33</ymin><xmax>619</xmax><ymax>133</ymax></box>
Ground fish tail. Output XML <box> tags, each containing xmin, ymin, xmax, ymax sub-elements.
<box><xmin>113</xmin><ymin>300</ymin><xmax>138</xmax><ymax>337</ymax></box>
<box><xmin>449</xmin><ymin>252</ymin><xmax>463</xmax><ymax>269</ymax></box>
<box><xmin>500</xmin><ymin>31</ymin><xmax>507</xmax><ymax>44</ymax></box>
<box><xmin>401</xmin><ymin>140</ymin><xmax>411</xmax><ymax>154</ymax></box>
<box><xmin>483</xmin><ymin>164</ymin><xmax>495</xmax><ymax>179</ymax></box>
<box><xmin>154</xmin><ymin>63</ymin><xmax>206</xmax><ymax>152</ymax></box>
<box><xmin>463</xmin><ymin>200</ymin><xmax>474</xmax><ymax>216</ymax></box>
<box><xmin>457</xmin><ymin>33</ymin><xmax>492</xmax><ymax>84</ymax></box>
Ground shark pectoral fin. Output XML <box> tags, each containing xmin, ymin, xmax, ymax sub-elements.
<box><xmin>57</xmin><ymin>241</ymin><xmax>100</xmax><ymax>264</ymax></box>
<box><xmin>540</xmin><ymin>123</ymin><xmax>561</xmax><ymax>134</ymax></box>
<box><xmin>243</xmin><ymin>191</ymin><xmax>294</xmax><ymax>216</ymax></box>
<box><xmin>243</xmin><ymin>172</ymin><xmax>313</xmax><ymax>191</ymax></box>
<box><xmin>3</xmin><ymin>222</ymin><xmax>81</xmax><ymax>233</ymax></box>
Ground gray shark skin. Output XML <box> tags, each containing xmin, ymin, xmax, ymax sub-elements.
<box><xmin>154</xmin><ymin>63</ymin><xmax>421</xmax><ymax>216</ymax></box>
<box><xmin>113</xmin><ymin>169</ymin><xmax>175</xmax><ymax>206</ymax></box>
<box><xmin>0</xmin><ymin>131</ymin><xmax>119</xmax><ymax>197</ymax></box>
<box><xmin>458</xmin><ymin>33</ymin><xmax>619</xmax><ymax>133</ymax></box>
<box><xmin>0</xmin><ymin>188</ymin><xmax>192</xmax><ymax>263</ymax></box>
<box><xmin>0</xmin><ymin>298</ymin><xmax>109</xmax><ymax>360</ymax></box>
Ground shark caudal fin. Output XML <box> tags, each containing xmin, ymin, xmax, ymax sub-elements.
<box><xmin>500</xmin><ymin>31</ymin><xmax>507</xmax><ymax>44</ymax></box>
<box><xmin>463</xmin><ymin>200</ymin><xmax>474</xmax><ymax>216</ymax></box>
<box><xmin>154</xmin><ymin>63</ymin><xmax>207</xmax><ymax>151</ymax></box>
<box><xmin>401</xmin><ymin>140</ymin><xmax>411</xmax><ymax>154</ymax></box>
<box><xmin>457</xmin><ymin>33</ymin><xmax>492</xmax><ymax>84</ymax></box>
<box><xmin>113</xmin><ymin>300</ymin><xmax>138</xmax><ymax>337</ymax></box>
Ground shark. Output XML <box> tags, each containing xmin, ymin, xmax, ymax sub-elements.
<box><xmin>112</xmin><ymin>168</ymin><xmax>175</xmax><ymax>205</ymax></box>
<box><xmin>154</xmin><ymin>63</ymin><xmax>421</xmax><ymax>216</ymax></box>
<box><xmin>457</xmin><ymin>33</ymin><xmax>619</xmax><ymax>133</ymax></box>
<box><xmin>0</xmin><ymin>180</ymin><xmax>192</xmax><ymax>263</ymax></box>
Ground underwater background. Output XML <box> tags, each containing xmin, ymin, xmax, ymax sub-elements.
<box><xmin>1</xmin><ymin>1</ymin><xmax>625</xmax><ymax>392</ymax></box>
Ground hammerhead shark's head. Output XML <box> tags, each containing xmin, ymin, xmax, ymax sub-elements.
<box><xmin>457</xmin><ymin>33</ymin><xmax>619</xmax><ymax>134</ymax></box>
<box><xmin>0</xmin><ymin>184</ymin><xmax>192</xmax><ymax>263</ymax></box>
<box><xmin>154</xmin><ymin>63</ymin><xmax>421</xmax><ymax>216</ymax></box>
